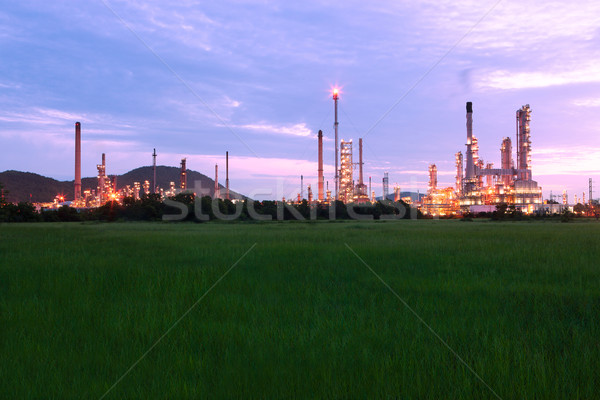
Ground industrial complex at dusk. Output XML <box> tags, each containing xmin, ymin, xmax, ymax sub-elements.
<box><xmin>20</xmin><ymin>90</ymin><xmax>593</xmax><ymax>218</ymax></box>
<box><xmin>3</xmin><ymin>3</ymin><xmax>600</xmax><ymax>399</ymax></box>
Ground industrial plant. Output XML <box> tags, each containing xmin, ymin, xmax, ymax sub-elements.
<box><xmin>56</xmin><ymin>121</ymin><xmax>234</xmax><ymax>210</ymax></box>
<box><xmin>421</xmin><ymin>102</ymin><xmax>545</xmax><ymax>216</ymax></box>
<box><xmin>290</xmin><ymin>89</ymin><xmax>383</xmax><ymax>206</ymax></box>
<box><xmin>9</xmin><ymin>89</ymin><xmax>594</xmax><ymax>217</ymax></box>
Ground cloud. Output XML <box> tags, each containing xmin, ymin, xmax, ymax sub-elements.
<box><xmin>223</xmin><ymin>96</ymin><xmax>241</xmax><ymax>108</ymax></box>
<box><xmin>0</xmin><ymin>106</ymin><xmax>128</xmax><ymax>127</ymax></box>
<box><xmin>533</xmin><ymin>146</ymin><xmax>600</xmax><ymax>176</ymax></box>
<box><xmin>0</xmin><ymin>81</ymin><xmax>21</xmax><ymax>89</ymax></box>
<box><xmin>99</xmin><ymin>0</ymin><xmax>218</xmax><ymax>52</ymax></box>
<box><xmin>235</xmin><ymin>122</ymin><xmax>313</xmax><ymax>138</ymax></box>
<box><xmin>477</xmin><ymin>63</ymin><xmax>600</xmax><ymax>90</ymax></box>
<box><xmin>0</xmin><ymin>108</ymin><xmax>86</xmax><ymax>125</ymax></box>
<box><xmin>573</xmin><ymin>98</ymin><xmax>600</xmax><ymax>107</ymax></box>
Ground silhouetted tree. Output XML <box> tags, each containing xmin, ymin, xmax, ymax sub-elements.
<box><xmin>57</xmin><ymin>205</ymin><xmax>82</xmax><ymax>222</ymax></box>
<box><xmin>0</xmin><ymin>202</ymin><xmax>40</xmax><ymax>222</ymax></box>
<box><xmin>492</xmin><ymin>203</ymin><xmax>508</xmax><ymax>220</ymax></box>
<box><xmin>561</xmin><ymin>207</ymin><xmax>573</xmax><ymax>223</ymax></box>
<box><xmin>573</xmin><ymin>203</ymin><xmax>585</xmax><ymax>214</ymax></box>
<box><xmin>0</xmin><ymin>182</ymin><xmax>7</xmax><ymax>205</ymax></box>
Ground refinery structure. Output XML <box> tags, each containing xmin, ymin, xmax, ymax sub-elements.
<box><xmin>58</xmin><ymin>121</ymin><xmax>234</xmax><ymax>210</ymax></box>
<box><xmin>287</xmin><ymin>91</ymin><xmax>547</xmax><ymax>215</ymax></box>
<box><xmin>23</xmin><ymin>89</ymin><xmax>593</xmax><ymax>216</ymax></box>
<box><xmin>287</xmin><ymin>89</ymin><xmax>376</xmax><ymax>206</ymax></box>
<box><xmin>421</xmin><ymin>102</ymin><xmax>544</xmax><ymax>216</ymax></box>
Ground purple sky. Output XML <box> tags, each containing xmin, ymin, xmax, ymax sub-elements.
<box><xmin>1</xmin><ymin>1</ymin><xmax>599</xmax><ymax>201</ymax></box>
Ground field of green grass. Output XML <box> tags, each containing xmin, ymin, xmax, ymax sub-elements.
<box><xmin>1</xmin><ymin>220</ymin><xmax>599</xmax><ymax>398</ymax></box>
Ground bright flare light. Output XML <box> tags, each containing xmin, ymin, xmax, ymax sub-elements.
<box><xmin>331</xmin><ymin>86</ymin><xmax>341</xmax><ymax>100</ymax></box>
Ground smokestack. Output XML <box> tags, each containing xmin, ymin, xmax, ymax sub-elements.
<box><xmin>464</xmin><ymin>102</ymin><xmax>475</xmax><ymax>187</ymax></box>
<box><xmin>226</xmin><ymin>151</ymin><xmax>230</xmax><ymax>200</ymax></box>
<box><xmin>180</xmin><ymin>158</ymin><xmax>187</xmax><ymax>190</ymax></box>
<box><xmin>358</xmin><ymin>138</ymin><xmax>364</xmax><ymax>186</ymax></box>
<box><xmin>333</xmin><ymin>89</ymin><xmax>339</xmax><ymax>200</ymax></box>
<box><xmin>97</xmin><ymin>153</ymin><xmax>106</xmax><ymax>204</ymax></box>
<box><xmin>214</xmin><ymin>164</ymin><xmax>220</xmax><ymax>199</ymax></box>
<box><xmin>152</xmin><ymin>148</ymin><xmax>157</xmax><ymax>194</ymax></box>
<box><xmin>369</xmin><ymin>176</ymin><xmax>371</xmax><ymax>199</ymax></box>
<box><xmin>301</xmin><ymin>175</ymin><xmax>304</xmax><ymax>200</ymax></box>
<box><xmin>74</xmin><ymin>122</ymin><xmax>81</xmax><ymax>201</ymax></box>
<box><xmin>318</xmin><ymin>130</ymin><xmax>324</xmax><ymax>201</ymax></box>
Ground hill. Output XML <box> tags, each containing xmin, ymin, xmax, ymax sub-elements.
<box><xmin>0</xmin><ymin>167</ymin><xmax>243</xmax><ymax>203</ymax></box>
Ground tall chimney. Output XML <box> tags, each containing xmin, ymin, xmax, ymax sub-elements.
<box><xmin>317</xmin><ymin>130</ymin><xmax>324</xmax><ymax>201</ymax></box>
<box><xmin>180</xmin><ymin>158</ymin><xmax>187</xmax><ymax>190</ymax></box>
<box><xmin>358</xmin><ymin>138</ymin><xmax>364</xmax><ymax>186</ymax></box>
<box><xmin>98</xmin><ymin>153</ymin><xmax>106</xmax><ymax>204</ymax></box>
<box><xmin>214</xmin><ymin>164</ymin><xmax>220</xmax><ymax>199</ymax></box>
<box><xmin>301</xmin><ymin>175</ymin><xmax>304</xmax><ymax>200</ymax></box>
<box><xmin>464</xmin><ymin>102</ymin><xmax>475</xmax><ymax>188</ymax></box>
<box><xmin>152</xmin><ymin>148</ymin><xmax>157</xmax><ymax>194</ymax></box>
<box><xmin>74</xmin><ymin>122</ymin><xmax>81</xmax><ymax>201</ymax></box>
<box><xmin>226</xmin><ymin>151</ymin><xmax>230</xmax><ymax>200</ymax></box>
<box><xmin>333</xmin><ymin>89</ymin><xmax>339</xmax><ymax>200</ymax></box>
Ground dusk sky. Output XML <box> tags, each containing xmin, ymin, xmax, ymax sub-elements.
<box><xmin>1</xmin><ymin>1</ymin><xmax>599</xmax><ymax>200</ymax></box>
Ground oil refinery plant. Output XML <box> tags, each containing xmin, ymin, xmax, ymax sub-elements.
<box><xmin>28</xmin><ymin>91</ymin><xmax>592</xmax><ymax>216</ymax></box>
<box><xmin>421</xmin><ymin>102</ymin><xmax>543</xmax><ymax>216</ymax></box>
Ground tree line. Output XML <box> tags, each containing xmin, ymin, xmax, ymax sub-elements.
<box><xmin>0</xmin><ymin>187</ymin><xmax>418</xmax><ymax>223</ymax></box>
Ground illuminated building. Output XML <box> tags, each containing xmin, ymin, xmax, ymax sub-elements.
<box><xmin>353</xmin><ymin>138</ymin><xmax>369</xmax><ymax>203</ymax></box>
<box><xmin>339</xmin><ymin>140</ymin><xmax>354</xmax><ymax>203</ymax></box>
<box><xmin>180</xmin><ymin>158</ymin><xmax>187</xmax><ymax>190</ymax></box>
<box><xmin>421</xmin><ymin>102</ymin><xmax>542</xmax><ymax>216</ymax></box>
<box><xmin>421</xmin><ymin>163</ymin><xmax>460</xmax><ymax>216</ymax></box>
<box><xmin>455</xmin><ymin>152</ymin><xmax>463</xmax><ymax>196</ymax></box>
<box><xmin>382</xmin><ymin>172</ymin><xmax>389</xmax><ymax>200</ymax></box>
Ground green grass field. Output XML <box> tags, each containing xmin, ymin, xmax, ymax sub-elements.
<box><xmin>1</xmin><ymin>220</ymin><xmax>599</xmax><ymax>399</ymax></box>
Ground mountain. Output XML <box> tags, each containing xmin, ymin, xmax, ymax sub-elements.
<box><xmin>0</xmin><ymin>171</ymin><xmax>72</xmax><ymax>203</ymax></box>
<box><xmin>0</xmin><ymin>166</ymin><xmax>243</xmax><ymax>203</ymax></box>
